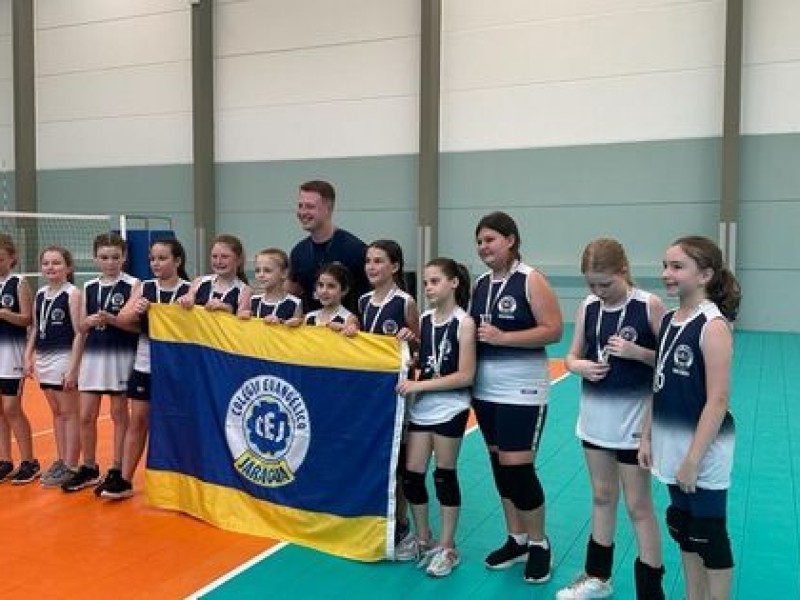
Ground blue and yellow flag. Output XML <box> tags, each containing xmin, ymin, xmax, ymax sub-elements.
<box><xmin>146</xmin><ymin>305</ymin><xmax>404</xmax><ymax>561</ymax></box>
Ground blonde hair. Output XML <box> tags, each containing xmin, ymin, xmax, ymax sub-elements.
<box><xmin>580</xmin><ymin>238</ymin><xmax>633</xmax><ymax>286</ymax></box>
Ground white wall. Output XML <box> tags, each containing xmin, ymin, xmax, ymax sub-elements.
<box><xmin>214</xmin><ymin>0</ymin><xmax>420</xmax><ymax>162</ymax></box>
<box><xmin>441</xmin><ymin>0</ymin><xmax>726</xmax><ymax>151</ymax></box>
<box><xmin>34</xmin><ymin>0</ymin><xmax>192</xmax><ymax>168</ymax></box>
<box><xmin>0</xmin><ymin>0</ymin><xmax>13</xmax><ymax>176</ymax></box>
<box><xmin>741</xmin><ymin>0</ymin><xmax>800</xmax><ymax>134</ymax></box>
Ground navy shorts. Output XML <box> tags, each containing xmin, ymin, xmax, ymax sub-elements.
<box><xmin>407</xmin><ymin>409</ymin><xmax>469</xmax><ymax>439</ymax></box>
<box><xmin>582</xmin><ymin>440</ymin><xmax>639</xmax><ymax>466</ymax></box>
<box><xmin>668</xmin><ymin>484</ymin><xmax>728</xmax><ymax>519</ymax></box>
<box><xmin>472</xmin><ymin>398</ymin><xmax>547</xmax><ymax>453</ymax></box>
<box><xmin>126</xmin><ymin>370</ymin><xmax>151</xmax><ymax>402</ymax></box>
<box><xmin>0</xmin><ymin>378</ymin><xmax>23</xmax><ymax>396</ymax></box>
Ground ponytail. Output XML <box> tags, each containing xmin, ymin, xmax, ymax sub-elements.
<box><xmin>707</xmin><ymin>266</ymin><xmax>741</xmax><ymax>322</ymax></box>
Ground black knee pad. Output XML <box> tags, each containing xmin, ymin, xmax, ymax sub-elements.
<box><xmin>687</xmin><ymin>517</ymin><xmax>734</xmax><ymax>570</ymax></box>
<box><xmin>489</xmin><ymin>452</ymin><xmax>505</xmax><ymax>498</ymax></box>
<box><xmin>433</xmin><ymin>467</ymin><xmax>461</xmax><ymax>507</ymax></box>
<box><xmin>666</xmin><ymin>506</ymin><xmax>691</xmax><ymax>552</ymax></box>
<box><xmin>500</xmin><ymin>463</ymin><xmax>544</xmax><ymax>511</ymax></box>
<box><xmin>401</xmin><ymin>470</ymin><xmax>428</xmax><ymax>505</ymax></box>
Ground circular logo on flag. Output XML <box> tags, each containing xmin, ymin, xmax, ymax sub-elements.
<box><xmin>226</xmin><ymin>375</ymin><xmax>310</xmax><ymax>488</ymax></box>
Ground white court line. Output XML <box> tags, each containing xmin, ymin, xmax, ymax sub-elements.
<box><xmin>185</xmin><ymin>543</ymin><xmax>289</xmax><ymax>600</ymax></box>
<box><xmin>32</xmin><ymin>414</ymin><xmax>111</xmax><ymax>439</ymax></box>
<box><xmin>189</xmin><ymin>369</ymin><xmax>573</xmax><ymax>598</ymax></box>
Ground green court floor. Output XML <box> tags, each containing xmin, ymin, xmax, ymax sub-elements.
<box><xmin>196</xmin><ymin>330</ymin><xmax>800</xmax><ymax>599</ymax></box>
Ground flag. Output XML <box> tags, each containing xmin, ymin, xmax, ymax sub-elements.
<box><xmin>146</xmin><ymin>305</ymin><xmax>404</xmax><ymax>561</ymax></box>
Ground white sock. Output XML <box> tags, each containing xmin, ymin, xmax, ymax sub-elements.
<box><xmin>511</xmin><ymin>533</ymin><xmax>528</xmax><ymax>545</ymax></box>
<box><xmin>528</xmin><ymin>538</ymin><xmax>549</xmax><ymax>549</ymax></box>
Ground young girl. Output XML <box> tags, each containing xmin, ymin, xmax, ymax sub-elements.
<box><xmin>639</xmin><ymin>236</ymin><xmax>741</xmax><ymax>600</ymax></box>
<box><xmin>559</xmin><ymin>239</ymin><xmax>665</xmax><ymax>600</ymax></box>
<box><xmin>177</xmin><ymin>234</ymin><xmax>252</xmax><ymax>314</ymax></box>
<box><xmin>301</xmin><ymin>263</ymin><xmax>359</xmax><ymax>330</ymax></box>
<box><xmin>395</xmin><ymin>258</ymin><xmax>475</xmax><ymax>578</ymax></box>
<box><xmin>238</xmin><ymin>248</ymin><xmax>301</xmax><ymax>324</ymax></box>
<box><xmin>469</xmin><ymin>211</ymin><xmax>562</xmax><ymax>584</ymax></box>
<box><xmin>24</xmin><ymin>246</ymin><xmax>83</xmax><ymax>488</ymax></box>
<box><xmin>356</xmin><ymin>240</ymin><xmax>420</xmax><ymax>560</ymax></box>
<box><xmin>101</xmin><ymin>239</ymin><xmax>191</xmax><ymax>499</ymax></box>
<box><xmin>61</xmin><ymin>233</ymin><xmax>139</xmax><ymax>493</ymax></box>
<box><xmin>0</xmin><ymin>234</ymin><xmax>39</xmax><ymax>484</ymax></box>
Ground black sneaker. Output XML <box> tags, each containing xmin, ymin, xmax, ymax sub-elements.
<box><xmin>0</xmin><ymin>461</ymin><xmax>14</xmax><ymax>481</ymax></box>
<box><xmin>100</xmin><ymin>475</ymin><xmax>134</xmax><ymax>500</ymax></box>
<box><xmin>11</xmin><ymin>459</ymin><xmax>40</xmax><ymax>484</ymax></box>
<box><xmin>485</xmin><ymin>536</ymin><xmax>529</xmax><ymax>569</ymax></box>
<box><xmin>61</xmin><ymin>464</ymin><xmax>101</xmax><ymax>493</ymax></box>
<box><xmin>524</xmin><ymin>538</ymin><xmax>552</xmax><ymax>583</ymax></box>
<box><xmin>94</xmin><ymin>467</ymin><xmax>122</xmax><ymax>497</ymax></box>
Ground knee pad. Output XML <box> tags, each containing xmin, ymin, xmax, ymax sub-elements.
<box><xmin>666</xmin><ymin>506</ymin><xmax>691</xmax><ymax>552</ymax></box>
<box><xmin>433</xmin><ymin>468</ymin><xmax>461</xmax><ymax>507</ymax></box>
<box><xmin>500</xmin><ymin>463</ymin><xmax>544</xmax><ymax>511</ymax></box>
<box><xmin>489</xmin><ymin>452</ymin><xmax>505</xmax><ymax>498</ymax></box>
<box><xmin>687</xmin><ymin>517</ymin><xmax>734</xmax><ymax>569</ymax></box>
<box><xmin>401</xmin><ymin>470</ymin><xmax>428</xmax><ymax>505</ymax></box>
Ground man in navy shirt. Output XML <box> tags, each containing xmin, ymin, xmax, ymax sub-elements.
<box><xmin>288</xmin><ymin>180</ymin><xmax>368</xmax><ymax>313</ymax></box>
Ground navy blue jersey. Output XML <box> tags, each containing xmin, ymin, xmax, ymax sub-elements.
<box><xmin>83</xmin><ymin>274</ymin><xmax>139</xmax><ymax>352</ymax></box>
<box><xmin>419</xmin><ymin>309</ymin><xmax>463</xmax><ymax>380</ymax></box>
<box><xmin>194</xmin><ymin>275</ymin><xmax>246</xmax><ymax>312</ymax></box>
<box><xmin>578</xmin><ymin>288</ymin><xmax>657</xmax><ymax>448</ymax></box>
<box><xmin>0</xmin><ymin>275</ymin><xmax>28</xmax><ymax>377</ymax></box>
<box><xmin>358</xmin><ymin>288</ymin><xmax>413</xmax><ymax>335</ymax></box>
<box><xmin>249</xmin><ymin>294</ymin><xmax>302</xmax><ymax>321</ymax></box>
<box><xmin>305</xmin><ymin>305</ymin><xmax>352</xmax><ymax>326</ymax></box>
<box><xmin>582</xmin><ymin>289</ymin><xmax>657</xmax><ymax>397</ymax></box>
<box><xmin>140</xmin><ymin>279</ymin><xmax>192</xmax><ymax>334</ymax></box>
<box><xmin>651</xmin><ymin>302</ymin><xmax>735</xmax><ymax>489</ymax></box>
<box><xmin>34</xmin><ymin>284</ymin><xmax>76</xmax><ymax>351</ymax></box>
<box><xmin>410</xmin><ymin>307</ymin><xmax>471</xmax><ymax>425</ymax></box>
<box><xmin>470</xmin><ymin>262</ymin><xmax>550</xmax><ymax>406</ymax></box>
<box><xmin>289</xmin><ymin>228</ymin><xmax>368</xmax><ymax>313</ymax></box>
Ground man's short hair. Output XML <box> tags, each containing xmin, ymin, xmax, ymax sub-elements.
<box><xmin>300</xmin><ymin>180</ymin><xmax>335</xmax><ymax>207</ymax></box>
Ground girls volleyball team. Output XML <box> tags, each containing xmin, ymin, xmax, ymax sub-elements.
<box><xmin>0</xmin><ymin>210</ymin><xmax>741</xmax><ymax>599</ymax></box>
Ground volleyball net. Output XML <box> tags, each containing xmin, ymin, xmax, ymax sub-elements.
<box><xmin>0</xmin><ymin>211</ymin><xmax>175</xmax><ymax>286</ymax></box>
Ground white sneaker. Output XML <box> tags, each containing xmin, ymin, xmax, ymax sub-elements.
<box><xmin>426</xmin><ymin>548</ymin><xmax>461</xmax><ymax>577</ymax></box>
<box><xmin>394</xmin><ymin>531</ymin><xmax>419</xmax><ymax>562</ymax></box>
<box><xmin>415</xmin><ymin>541</ymin><xmax>441</xmax><ymax>569</ymax></box>
<box><xmin>556</xmin><ymin>574</ymin><xmax>613</xmax><ymax>599</ymax></box>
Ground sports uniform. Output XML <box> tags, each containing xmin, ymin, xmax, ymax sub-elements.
<box><xmin>248</xmin><ymin>293</ymin><xmax>301</xmax><ymax>321</ymax></box>
<box><xmin>304</xmin><ymin>305</ymin><xmax>353</xmax><ymax>326</ymax></box>
<box><xmin>33</xmin><ymin>283</ymin><xmax>77</xmax><ymax>388</ymax></box>
<box><xmin>578</xmin><ymin>288</ymin><xmax>657</xmax><ymax>453</ymax></box>
<box><xmin>78</xmin><ymin>274</ymin><xmax>139</xmax><ymax>392</ymax></box>
<box><xmin>0</xmin><ymin>275</ymin><xmax>28</xmax><ymax>394</ymax></box>
<box><xmin>651</xmin><ymin>301</ymin><xmax>735</xmax><ymax>570</ymax></box>
<box><xmin>194</xmin><ymin>275</ymin><xmax>247</xmax><ymax>312</ymax></box>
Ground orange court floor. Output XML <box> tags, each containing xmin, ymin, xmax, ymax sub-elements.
<box><xmin>2</xmin><ymin>382</ymin><xmax>280</xmax><ymax>600</ymax></box>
